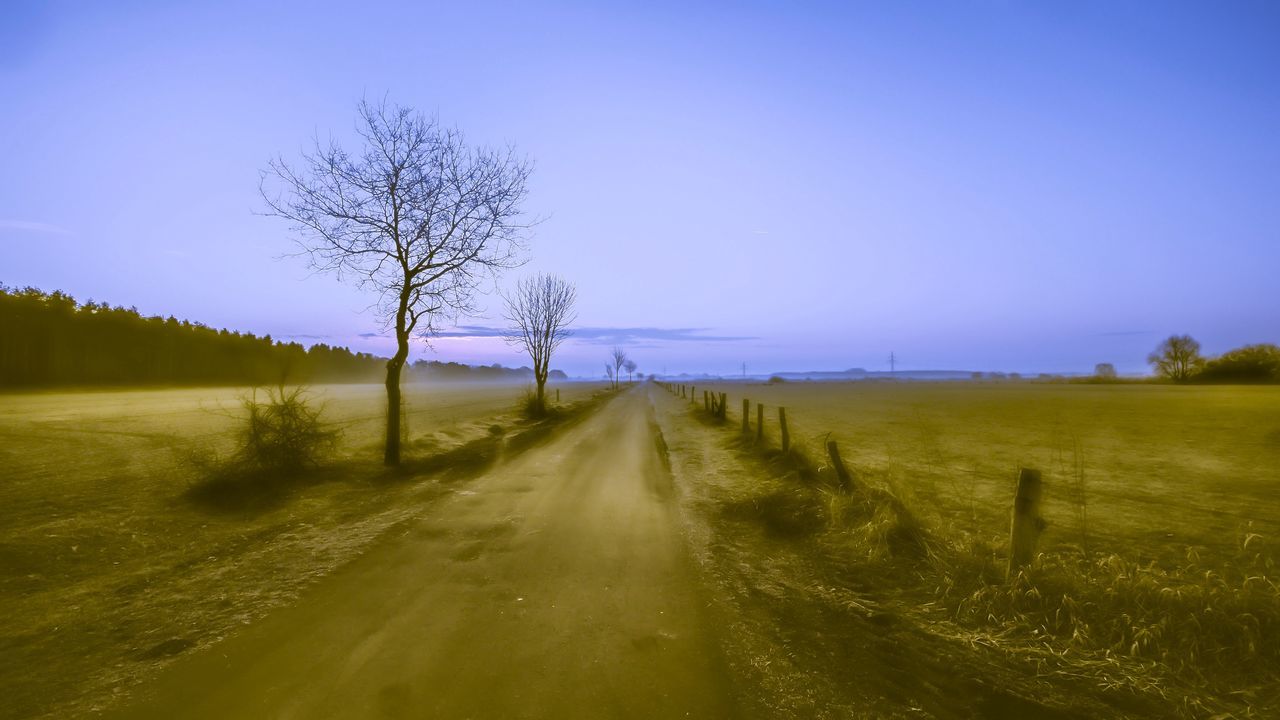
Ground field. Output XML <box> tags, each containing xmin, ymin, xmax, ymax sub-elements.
<box><xmin>666</xmin><ymin>380</ymin><xmax>1280</xmax><ymax>715</ymax></box>
<box><xmin>4</xmin><ymin>379</ymin><xmax>1278</xmax><ymax>718</ymax></box>
<box><xmin>688</xmin><ymin>381</ymin><xmax>1280</xmax><ymax>563</ymax></box>
<box><xmin>0</xmin><ymin>381</ymin><xmax>604</xmax><ymax>720</ymax></box>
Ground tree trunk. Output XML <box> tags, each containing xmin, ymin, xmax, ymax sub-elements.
<box><xmin>384</xmin><ymin>358</ymin><xmax>403</xmax><ymax>466</ymax></box>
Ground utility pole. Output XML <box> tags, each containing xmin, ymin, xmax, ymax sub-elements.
<box><xmin>889</xmin><ymin>351</ymin><xmax>896</xmax><ymax>374</ymax></box>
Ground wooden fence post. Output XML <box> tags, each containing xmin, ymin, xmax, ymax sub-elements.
<box><xmin>556</xmin><ymin>388</ymin><xmax>560</xmax><ymax>403</ymax></box>
<box><xmin>1007</xmin><ymin>468</ymin><xmax>1045</xmax><ymax>579</ymax></box>
<box><xmin>826</xmin><ymin>439</ymin><xmax>854</xmax><ymax>492</ymax></box>
<box><xmin>719</xmin><ymin>392</ymin><xmax>727</xmax><ymax>420</ymax></box>
<box><xmin>756</xmin><ymin>403</ymin><xmax>764</xmax><ymax>443</ymax></box>
<box><xmin>778</xmin><ymin>407</ymin><xmax>789</xmax><ymax>452</ymax></box>
<box><xmin>742</xmin><ymin>398</ymin><xmax>750</xmax><ymax>433</ymax></box>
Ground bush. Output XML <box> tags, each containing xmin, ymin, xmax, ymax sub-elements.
<box><xmin>236</xmin><ymin>385</ymin><xmax>339</xmax><ymax>472</ymax></box>
<box><xmin>767</xmin><ymin>375</ymin><xmax>787</xmax><ymax>384</ymax></box>
<box><xmin>1196</xmin><ymin>344</ymin><xmax>1280</xmax><ymax>383</ymax></box>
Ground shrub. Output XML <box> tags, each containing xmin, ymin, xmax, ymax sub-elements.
<box><xmin>1196</xmin><ymin>344</ymin><xmax>1280</xmax><ymax>383</ymax></box>
<box><xmin>236</xmin><ymin>385</ymin><xmax>339</xmax><ymax>472</ymax></box>
<box><xmin>767</xmin><ymin>375</ymin><xmax>787</xmax><ymax>384</ymax></box>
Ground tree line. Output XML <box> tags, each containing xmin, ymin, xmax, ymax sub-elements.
<box><xmin>0</xmin><ymin>285</ymin><xmax>385</xmax><ymax>388</ymax></box>
<box><xmin>1145</xmin><ymin>334</ymin><xmax>1280</xmax><ymax>383</ymax></box>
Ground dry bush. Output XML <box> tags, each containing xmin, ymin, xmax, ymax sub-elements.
<box><xmin>236</xmin><ymin>386</ymin><xmax>339</xmax><ymax>472</ymax></box>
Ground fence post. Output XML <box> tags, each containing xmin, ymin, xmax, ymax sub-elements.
<box><xmin>556</xmin><ymin>388</ymin><xmax>560</xmax><ymax>403</ymax></box>
<box><xmin>1007</xmin><ymin>468</ymin><xmax>1045</xmax><ymax>579</ymax></box>
<box><xmin>778</xmin><ymin>407</ymin><xmax>789</xmax><ymax>452</ymax></box>
<box><xmin>826</xmin><ymin>439</ymin><xmax>854</xmax><ymax>492</ymax></box>
<box><xmin>756</xmin><ymin>403</ymin><xmax>764</xmax><ymax>443</ymax></box>
<box><xmin>742</xmin><ymin>398</ymin><xmax>750</xmax><ymax>433</ymax></box>
<box><xmin>719</xmin><ymin>392</ymin><xmax>727</xmax><ymax>420</ymax></box>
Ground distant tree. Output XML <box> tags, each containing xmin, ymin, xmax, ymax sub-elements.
<box><xmin>610</xmin><ymin>347</ymin><xmax>627</xmax><ymax>389</ymax></box>
<box><xmin>503</xmin><ymin>274</ymin><xmax>577</xmax><ymax>416</ymax></box>
<box><xmin>623</xmin><ymin>359</ymin><xmax>637</xmax><ymax>383</ymax></box>
<box><xmin>1147</xmin><ymin>335</ymin><xmax>1203</xmax><ymax>381</ymax></box>
<box><xmin>605</xmin><ymin>364</ymin><xmax>615</xmax><ymax>387</ymax></box>
<box><xmin>1197</xmin><ymin>344</ymin><xmax>1280</xmax><ymax>383</ymax></box>
<box><xmin>261</xmin><ymin>99</ymin><xmax>532</xmax><ymax>466</ymax></box>
<box><xmin>1094</xmin><ymin>363</ymin><xmax>1117</xmax><ymax>379</ymax></box>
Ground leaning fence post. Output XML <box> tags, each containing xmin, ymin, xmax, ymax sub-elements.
<box><xmin>778</xmin><ymin>407</ymin><xmax>790</xmax><ymax>452</ymax></box>
<box><xmin>826</xmin><ymin>439</ymin><xmax>854</xmax><ymax>492</ymax></box>
<box><xmin>1007</xmin><ymin>468</ymin><xmax>1045</xmax><ymax>579</ymax></box>
<box><xmin>742</xmin><ymin>398</ymin><xmax>750</xmax><ymax>433</ymax></box>
<box><xmin>719</xmin><ymin>392</ymin><xmax>727</xmax><ymax>419</ymax></box>
<box><xmin>756</xmin><ymin>403</ymin><xmax>764</xmax><ymax>443</ymax></box>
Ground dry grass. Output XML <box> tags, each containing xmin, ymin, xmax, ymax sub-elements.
<box><xmin>679</xmin><ymin>381</ymin><xmax>1280</xmax><ymax>716</ymax></box>
<box><xmin>0</xmin><ymin>381</ymin><xmax>606</xmax><ymax>720</ymax></box>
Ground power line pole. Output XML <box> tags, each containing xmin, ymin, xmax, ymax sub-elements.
<box><xmin>889</xmin><ymin>351</ymin><xmax>896</xmax><ymax>374</ymax></box>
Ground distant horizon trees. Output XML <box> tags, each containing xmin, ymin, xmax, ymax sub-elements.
<box><xmin>262</xmin><ymin>99</ymin><xmax>533</xmax><ymax>466</ymax></box>
<box><xmin>0</xmin><ymin>285</ymin><xmax>385</xmax><ymax>387</ymax></box>
<box><xmin>1148</xmin><ymin>335</ymin><xmax>1280</xmax><ymax>383</ymax></box>
<box><xmin>609</xmin><ymin>347</ymin><xmax>627</xmax><ymax>389</ymax></box>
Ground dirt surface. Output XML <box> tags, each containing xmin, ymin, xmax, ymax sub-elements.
<box><xmin>107</xmin><ymin>388</ymin><xmax>737</xmax><ymax>719</ymax></box>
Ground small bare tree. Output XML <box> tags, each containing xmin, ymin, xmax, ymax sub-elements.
<box><xmin>623</xmin><ymin>359</ymin><xmax>636</xmax><ymax>383</ymax></box>
<box><xmin>605</xmin><ymin>364</ymin><xmax>615</xmax><ymax>387</ymax></box>
<box><xmin>262</xmin><ymin>99</ymin><xmax>532</xmax><ymax>465</ymax></box>
<box><xmin>610</xmin><ymin>347</ymin><xmax>627</xmax><ymax>389</ymax></box>
<box><xmin>503</xmin><ymin>274</ymin><xmax>576</xmax><ymax>416</ymax></box>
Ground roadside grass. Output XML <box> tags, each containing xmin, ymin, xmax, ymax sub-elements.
<box><xmin>0</xmin><ymin>381</ymin><xmax>607</xmax><ymax>720</ymax></box>
<box><xmin>677</xmin><ymin>382</ymin><xmax>1280</xmax><ymax>717</ymax></box>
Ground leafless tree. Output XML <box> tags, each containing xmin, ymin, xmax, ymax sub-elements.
<box><xmin>623</xmin><ymin>359</ymin><xmax>636</xmax><ymax>383</ymax></box>
<box><xmin>1147</xmin><ymin>334</ymin><xmax>1203</xmax><ymax>381</ymax></box>
<box><xmin>605</xmin><ymin>364</ymin><xmax>615</xmax><ymax>387</ymax></box>
<box><xmin>261</xmin><ymin>99</ymin><xmax>532</xmax><ymax>465</ymax></box>
<box><xmin>610</xmin><ymin>347</ymin><xmax>627</xmax><ymax>389</ymax></box>
<box><xmin>503</xmin><ymin>274</ymin><xmax>576</xmax><ymax>416</ymax></box>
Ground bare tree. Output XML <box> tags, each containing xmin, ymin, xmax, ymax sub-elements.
<box><xmin>503</xmin><ymin>274</ymin><xmax>576</xmax><ymax>416</ymax></box>
<box><xmin>610</xmin><ymin>347</ymin><xmax>627</xmax><ymax>389</ymax></box>
<box><xmin>1093</xmin><ymin>362</ymin><xmax>1117</xmax><ymax>379</ymax></box>
<box><xmin>605</xmin><ymin>364</ymin><xmax>615</xmax><ymax>387</ymax></box>
<box><xmin>623</xmin><ymin>359</ymin><xmax>636</xmax><ymax>383</ymax></box>
<box><xmin>1147</xmin><ymin>334</ymin><xmax>1203</xmax><ymax>381</ymax></box>
<box><xmin>261</xmin><ymin>99</ymin><xmax>532</xmax><ymax>465</ymax></box>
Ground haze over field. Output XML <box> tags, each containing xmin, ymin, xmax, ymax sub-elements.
<box><xmin>3</xmin><ymin>1</ymin><xmax>1279</xmax><ymax>375</ymax></box>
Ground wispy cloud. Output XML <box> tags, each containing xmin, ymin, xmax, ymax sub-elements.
<box><xmin>0</xmin><ymin>220</ymin><xmax>72</xmax><ymax>236</ymax></box>
<box><xmin>1098</xmin><ymin>330</ymin><xmax>1153</xmax><ymax>337</ymax></box>
<box><xmin>429</xmin><ymin>325</ymin><xmax>756</xmax><ymax>345</ymax></box>
<box><xmin>751</xmin><ymin>229</ymin><xmax>769</xmax><ymax>235</ymax></box>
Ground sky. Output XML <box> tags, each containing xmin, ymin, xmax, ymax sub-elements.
<box><xmin>2</xmin><ymin>1</ymin><xmax>1278</xmax><ymax>377</ymax></box>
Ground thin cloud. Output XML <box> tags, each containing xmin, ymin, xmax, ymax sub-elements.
<box><xmin>1098</xmin><ymin>330</ymin><xmax>1154</xmax><ymax>337</ymax></box>
<box><xmin>431</xmin><ymin>325</ymin><xmax>756</xmax><ymax>345</ymax></box>
<box><xmin>0</xmin><ymin>220</ymin><xmax>72</xmax><ymax>236</ymax></box>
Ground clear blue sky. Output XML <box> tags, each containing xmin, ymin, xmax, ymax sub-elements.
<box><xmin>3</xmin><ymin>1</ymin><xmax>1278</xmax><ymax>377</ymax></box>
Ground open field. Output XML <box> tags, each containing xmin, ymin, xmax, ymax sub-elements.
<box><xmin>664</xmin><ymin>380</ymin><xmax>1280</xmax><ymax>715</ymax></box>
<box><xmin>0</xmin><ymin>381</ymin><xmax>605</xmax><ymax>719</ymax></box>
<box><xmin>686</xmin><ymin>381</ymin><xmax>1280</xmax><ymax>563</ymax></box>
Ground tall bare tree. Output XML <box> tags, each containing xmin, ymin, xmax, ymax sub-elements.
<box><xmin>262</xmin><ymin>99</ymin><xmax>532</xmax><ymax>465</ymax></box>
<box><xmin>623</xmin><ymin>359</ymin><xmax>636</xmax><ymax>383</ymax></box>
<box><xmin>610</xmin><ymin>347</ymin><xmax>627</xmax><ymax>389</ymax></box>
<box><xmin>503</xmin><ymin>274</ymin><xmax>577</xmax><ymax>416</ymax></box>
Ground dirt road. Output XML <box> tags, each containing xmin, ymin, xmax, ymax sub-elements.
<box><xmin>110</xmin><ymin>389</ymin><xmax>736</xmax><ymax>719</ymax></box>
